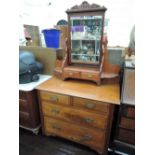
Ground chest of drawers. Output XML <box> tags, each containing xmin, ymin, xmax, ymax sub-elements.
<box><xmin>37</xmin><ymin>77</ymin><xmax>120</xmax><ymax>154</ymax></box>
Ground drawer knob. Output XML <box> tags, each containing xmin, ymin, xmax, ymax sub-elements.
<box><xmin>50</xmin><ymin>96</ymin><xmax>58</xmax><ymax>102</ymax></box>
<box><xmin>84</xmin><ymin>117</ymin><xmax>93</xmax><ymax>123</ymax></box>
<box><xmin>51</xmin><ymin>108</ymin><xmax>60</xmax><ymax>114</ymax></box>
<box><xmin>85</xmin><ymin>103</ymin><xmax>95</xmax><ymax>109</ymax></box>
<box><xmin>52</xmin><ymin>124</ymin><xmax>61</xmax><ymax>130</ymax></box>
<box><xmin>79</xmin><ymin>135</ymin><xmax>92</xmax><ymax>142</ymax></box>
<box><xmin>88</xmin><ymin>74</ymin><xmax>93</xmax><ymax>78</ymax></box>
<box><xmin>69</xmin><ymin>72</ymin><xmax>73</xmax><ymax>75</ymax></box>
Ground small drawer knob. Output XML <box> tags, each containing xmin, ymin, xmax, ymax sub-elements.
<box><xmin>51</xmin><ymin>108</ymin><xmax>60</xmax><ymax>114</ymax></box>
<box><xmin>79</xmin><ymin>135</ymin><xmax>92</xmax><ymax>142</ymax></box>
<box><xmin>88</xmin><ymin>74</ymin><xmax>93</xmax><ymax>78</ymax></box>
<box><xmin>84</xmin><ymin>117</ymin><xmax>93</xmax><ymax>123</ymax></box>
<box><xmin>69</xmin><ymin>72</ymin><xmax>73</xmax><ymax>75</ymax></box>
<box><xmin>85</xmin><ymin>103</ymin><xmax>95</xmax><ymax>109</ymax></box>
<box><xmin>50</xmin><ymin>96</ymin><xmax>58</xmax><ymax>102</ymax></box>
<box><xmin>52</xmin><ymin>124</ymin><xmax>61</xmax><ymax>130</ymax></box>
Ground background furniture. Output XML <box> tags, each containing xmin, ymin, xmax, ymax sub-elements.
<box><xmin>111</xmin><ymin>61</ymin><xmax>135</xmax><ymax>154</ymax></box>
<box><xmin>36</xmin><ymin>76</ymin><xmax>120</xmax><ymax>154</ymax></box>
<box><xmin>19</xmin><ymin>75</ymin><xmax>51</xmax><ymax>134</ymax></box>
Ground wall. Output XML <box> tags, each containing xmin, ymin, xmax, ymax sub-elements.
<box><xmin>20</xmin><ymin>0</ymin><xmax>134</xmax><ymax>47</ymax></box>
<box><xmin>19</xmin><ymin>46</ymin><xmax>57</xmax><ymax>75</ymax></box>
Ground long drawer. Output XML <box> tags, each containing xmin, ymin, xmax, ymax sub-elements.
<box><xmin>40</xmin><ymin>91</ymin><xmax>70</xmax><ymax>105</ymax></box>
<box><xmin>44</xmin><ymin>116</ymin><xmax>105</xmax><ymax>150</ymax></box>
<box><xmin>19</xmin><ymin>99</ymin><xmax>29</xmax><ymax>112</ymax></box>
<box><xmin>117</xmin><ymin>128</ymin><xmax>135</xmax><ymax>145</ymax></box>
<box><xmin>119</xmin><ymin>117</ymin><xmax>135</xmax><ymax>130</ymax></box>
<box><xmin>42</xmin><ymin>101</ymin><xmax>108</xmax><ymax>129</ymax></box>
<box><xmin>73</xmin><ymin>97</ymin><xmax>109</xmax><ymax>114</ymax></box>
<box><xmin>19</xmin><ymin>111</ymin><xmax>31</xmax><ymax>127</ymax></box>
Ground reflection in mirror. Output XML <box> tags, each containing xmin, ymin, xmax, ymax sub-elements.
<box><xmin>70</xmin><ymin>16</ymin><xmax>102</xmax><ymax>64</ymax></box>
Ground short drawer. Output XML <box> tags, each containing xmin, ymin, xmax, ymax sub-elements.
<box><xmin>117</xmin><ymin>128</ymin><xmax>135</xmax><ymax>145</ymax></box>
<box><xmin>119</xmin><ymin>117</ymin><xmax>135</xmax><ymax>131</ymax></box>
<box><xmin>44</xmin><ymin>116</ymin><xmax>105</xmax><ymax>149</ymax></box>
<box><xmin>73</xmin><ymin>97</ymin><xmax>109</xmax><ymax>114</ymax></box>
<box><xmin>19</xmin><ymin>111</ymin><xmax>31</xmax><ymax>127</ymax></box>
<box><xmin>64</xmin><ymin>70</ymin><xmax>81</xmax><ymax>79</ymax></box>
<box><xmin>19</xmin><ymin>99</ymin><xmax>29</xmax><ymax>112</ymax></box>
<box><xmin>42</xmin><ymin>101</ymin><xmax>108</xmax><ymax>129</ymax></box>
<box><xmin>40</xmin><ymin>91</ymin><xmax>70</xmax><ymax>105</ymax></box>
<box><xmin>81</xmin><ymin>72</ymin><xmax>99</xmax><ymax>81</ymax></box>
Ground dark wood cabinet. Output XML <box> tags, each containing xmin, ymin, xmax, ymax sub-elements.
<box><xmin>110</xmin><ymin>66</ymin><xmax>135</xmax><ymax>154</ymax></box>
<box><xmin>19</xmin><ymin>90</ymin><xmax>40</xmax><ymax>134</ymax></box>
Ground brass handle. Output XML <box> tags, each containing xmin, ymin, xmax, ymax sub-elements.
<box><xmin>51</xmin><ymin>108</ymin><xmax>60</xmax><ymax>114</ymax></box>
<box><xmin>69</xmin><ymin>72</ymin><xmax>73</xmax><ymax>75</ymax></box>
<box><xmin>79</xmin><ymin>135</ymin><xmax>92</xmax><ymax>142</ymax></box>
<box><xmin>52</xmin><ymin>124</ymin><xmax>61</xmax><ymax>130</ymax></box>
<box><xmin>50</xmin><ymin>96</ymin><xmax>58</xmax><ymax>102</ymax></box>
<box><xmin>88</xmin><ymin>74</ymin><xmax>93</xmax><ymax>78</ymax></box>
<box><xmin>85</xmin><ymin>103</ymin><xmax>95</xmax><ymax>109</ymax></box>
<box><xmin>70</xmin><ymin>136</ymin><xmax>77</xmax><ymax>141</ymax></box>
<box><xmin>84</xmin><ymin>117</ymin><xmax>93</xmax><ymax>123</ymax></box>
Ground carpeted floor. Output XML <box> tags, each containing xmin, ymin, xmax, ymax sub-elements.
<box><xmin>19</xmin><ymin>128</ymin><xmax>120</xmax><ymax>155</ymax></box>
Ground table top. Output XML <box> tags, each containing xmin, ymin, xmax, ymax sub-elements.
<box><xmin>19</xmin><ymin>74</ymin><xmax>52</xmax><ymax>91</ymax></box>
<box><xmin>36</xmin><ymin>76</ymin><xmax>120</xmax><ymax>105</ymax></box>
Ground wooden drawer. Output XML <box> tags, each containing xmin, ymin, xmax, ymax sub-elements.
<box><xmin>81</xmin><ymin>72</ymin><xmax>99</xmax><ymax>81</ymax></box>
<box><xmin>19</xmin><ymin>99</ymin><xmax>29</xmax><ymax>112</ymax></box>
<box><xmin>117</xmin><ymin>128</ymin><xmax>135</xmax><ymax>145</ymax></box>
<box><xmin>44</xmin><ymin>116</ymin><xmax>105</xmax><ymax>150</ymax></box>
<box><xmin>40</xmin><ymin>91</ymin><xmax>70</xmax><ymax>105</ymax></box>
<box><xmin>119</xmin><ymin>117</ymin><xmax>135</xmax><ymax>131</ymax></box>
<box><xmin>42</xmin><ymin>101</ymin><xmax>108</xmax><ymax>129</ymax></box>
<box><xmin>73</xmin><ymin>97</ymin><xmax>109</xmax><ymax>114</ymax></box>
<box><xmin>19</xmin><ymin>91</ymin><xmax>27</xmax><ymax>100</ymax></box>
<box><xmin>122</xmin><ymin>106</ymin><xmax>135</xmax><ymax>118</ymax></box>
<box><xmin>63</xmin><ymin>70</ymin><xmax>81</xmax><ymax>79</ymax></box>
<box><xmin>19</xmin><ymin>111</ymin><xmax>31</xmax><ymax>127</ymax></box>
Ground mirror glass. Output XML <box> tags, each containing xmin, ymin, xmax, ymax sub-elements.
<box><xmin>70</xmin><ymin>16</ymin><xmax>102</xmax><ymax>64</ymax></box>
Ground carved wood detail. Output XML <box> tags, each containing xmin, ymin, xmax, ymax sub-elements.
<box><xmin>67</xmin><ymin>1</ymin><xmax>107</xmax><ymax>13</ymax></box>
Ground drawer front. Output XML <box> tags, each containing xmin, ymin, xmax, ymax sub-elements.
<box><xmin>64</xmin><ymin>70</ymin><xmax>81</xmax><ymax>79</ymax></box>
<box><xmin>19</xmin><ymin>91</ymin><xmax>27</xmax><ymax>100</ymax></box>
<box><xmin>19</xmin><ymin>111</ymin><xmax>31</xmax><ymax>127</ymax></box>
<box><xmin>73</xmin><ymin>97</ymin><xmax>109</xmax><ymax>114</ymax></box>
<box><xmin>44</xmin><ymin>116</ymin><xmax>105</xmax><ymax>149</ymax></box>
<box><xmin>40</xmin><ymin>91</ymin><xmax>70</xmax><ymax>105</ymax></box>
<box><xmin>42</xmin><ymin>101</ymin><xmax>108</xmax><ymax>129</ymax></box>
<box><xmin>117</xmin><ymin>128</ymin><xmax>135</xmax><ymax>145</ymax></box>
<box><xmin>122</xmin><ymin>105</ymin><xmax>135</xmax><ymax>118</ymax></box>
<box><xmin>19</xmin><ymin>99</ymin><xmax>29</xmax><ymax>112</ymax></box>
<box><xmin>81</xmin><ymin>72</ymin><xmax>99</xmax><ymax>81</ymax></box>
<box><xmin>126</xmin><ymin>106</ymin><xmax>135</xmax><ymax>118</ymax></box>
<box><xmin>119</xmin><ymin>117</ymin><xmax>135</xmax><ymax>131</ymax></box>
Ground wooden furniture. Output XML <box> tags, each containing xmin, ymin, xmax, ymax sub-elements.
<box><xmin>19</xmin><ymin>90</ymin><xmax>40</xmax><ymax>134</ymax></box>
<box><xmin>112</xmin><ymin>63</ymin><xmax>135</xmax><ymax>154</ymax></box>
<box><xmin>115</xmin><ymin>105</ymin><xmax>135</xmax><ymax>145</ymax></box>
<box><xmin>36</xmin><ymin>77</ymin><xmax>120</xmax><ymax>154</ymax></box>
<box><xmin>54</xmin><ymin>1</ymin><xmax>120</xmax><ymax>85</ymax></box>
<box><xmin>19</xmin><ymin>75</ymin><xmax>51</xmax><ymax>134</ymax></box>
